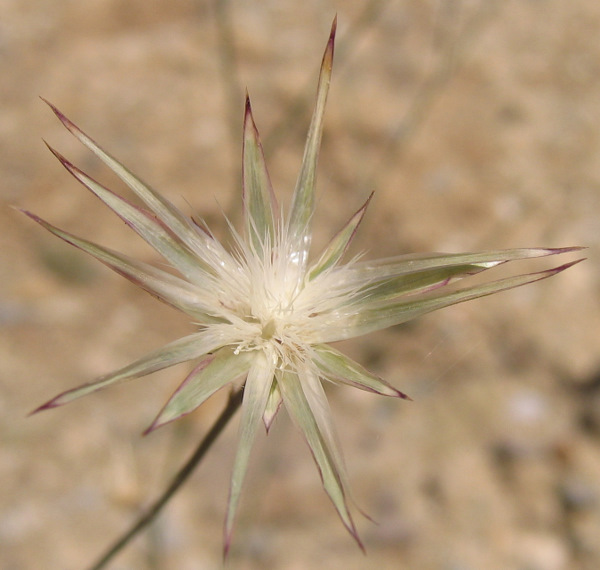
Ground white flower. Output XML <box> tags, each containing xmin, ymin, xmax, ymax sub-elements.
<box><xmin>24</xmin><ymin>18</ymin><xmax>582</xmax><ymax>551</ymax></box>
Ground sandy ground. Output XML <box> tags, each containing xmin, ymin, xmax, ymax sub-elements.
<box><xmin>1</xmin><ymin>1</ymin><xmax>599</xmax><ymax>569</ymax></box>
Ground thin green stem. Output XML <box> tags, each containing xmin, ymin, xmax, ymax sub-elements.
<box><xmin>87</xmin><ymin>387</ymin><xmax>244</xmax><ymax>570</ymax></box>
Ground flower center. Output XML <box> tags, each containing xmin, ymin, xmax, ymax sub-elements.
<box><xmin>261</xmin><ymin>318</ymin><xmax>277</xmax><ymax>340</ymax></box>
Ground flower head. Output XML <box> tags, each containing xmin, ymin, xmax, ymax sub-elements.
<box><xmin>25</xmin><ymin>18</ymin><xmax>583</xmax><ymax>551</ymax></box>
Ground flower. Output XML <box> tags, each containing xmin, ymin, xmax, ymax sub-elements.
<box><xmin>24</xmin><ymin>18</ymin><xmax>582</xmax><ymax>551</ymax></box>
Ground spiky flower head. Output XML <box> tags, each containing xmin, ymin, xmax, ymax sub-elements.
<box><xmin>25</xmin><ymin>18</ymin><xmax>582</xmax><ymax>551</ymax></box>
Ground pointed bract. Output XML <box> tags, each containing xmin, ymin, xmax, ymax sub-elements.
<box><xmin>308</xmin><ymin>192</ymin><xmax>373</xmax><ymax>281</ymax></box>
<box><xmin>224</xmin><ymin>352</ymin><xmax>275</xmax><ymax>555</ymax></box>
<box><xmin>45</xmin><ymin>144</ymin><xmax>212</xmax><ymax>283</ymax></box>
<box><xmin>21</xmin><ymin>210</ymin><xmax>219</xmax><ymax>321</ymax></box>
<box><xmin>343</xmin><ymin>247</ymin><xmax>584</xmax><ymax>285</ymax></box>
<box><xmin>147</xmin><ymin>348</ymin><xmax>253</xmax><ymax>431</ymax></box>
<box><xmin>351</xmin><ymin>262</ymin><xmax>496</xmax><ymax>304</ymax></box>
<box><xmin>314</xmin><ymin>344</ymin><xmax>411</xmax><ymax>399</ymax></box>
<box><xmin>262</xmin><ymin>381</ymin><xmax>283</xmax><ymax>432</ymax></box>
<box><xmin>286</xmin><ymin>17</ymin><xmax>336</xmax><ymax>273</ymax></box>
<box><xmin>279</xmin><ymin>368</ymin><xmax>363</xmax><ymax>549</ymax></box>
<box><xmin>317</xmin><ymin>259</ymin><xmax>585</xmax><ymax>343</ymax></box>
<box><xmin>242</xmin><ymin>96</ymin><xmax>278</xmax><ymax>255</ymax></box>
<box><xmin>32</xmin><ymin>332</ymin><xmax>225</xmax><ymax>413</ymax></box>
<box><xmin>42</xmin><ymin>98</ymin><xmax>231</xmax><ymax>269</ymax></box>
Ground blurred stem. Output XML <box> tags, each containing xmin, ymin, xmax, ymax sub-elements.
<box><xmin>213</xmin><ymin>0</ymin><xmax>244</xmax><ymax>225</ymax></box>
<box><xmin>356</xmin><ymin>1</ymin><xmax>499</xmax><ymax>193</ymax></box>
<box><xmin>215</xmin><ymin>0</ymin><xmax>243</xmax><ymax>140</ymax></box>
<box><xmin>263</xmin><ymin>0</ymin><xmax>392</xmax><ymax>156</ymax></box>
<box><xmin>87</xmin><ymin>387</ymin><xmax>244</xmax><ymax>570</ymax></box>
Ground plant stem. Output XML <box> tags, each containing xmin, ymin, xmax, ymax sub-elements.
<box><xmin>87</xmin><ymin>387</ymin><xmax>244</xmax><ymax>570</ymax></box>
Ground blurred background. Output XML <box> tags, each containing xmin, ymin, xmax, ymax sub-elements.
<box><xmin>1</xmin><ymin>1</ymin><xmax>598</xmax><ymax>568</ymax></box>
